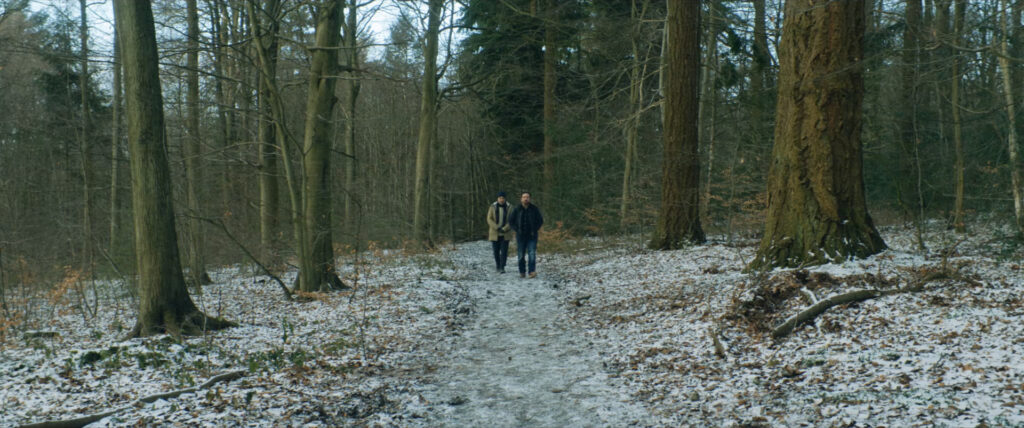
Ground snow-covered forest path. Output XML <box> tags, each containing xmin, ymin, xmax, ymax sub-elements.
<box><xmin>406</xmin><ymin>241</ymin><xmax>653</xmax><ymax>427</ymax></box>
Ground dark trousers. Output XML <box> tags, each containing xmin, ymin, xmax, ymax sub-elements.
<box><xmin>491</xmin><ymin>237</ymin><xmax>509</xmax><ymax>269</ymax></box>
<box><xmin>516</xmin><ymin>237</ymin><xmax>538</xmax><ymax>274</ymax></box>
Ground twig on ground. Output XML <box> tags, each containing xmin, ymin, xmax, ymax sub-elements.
<box><xmin>19</xmin><ymin>370</ymin><xmax>247</xmax><ymax>428</ymax></box>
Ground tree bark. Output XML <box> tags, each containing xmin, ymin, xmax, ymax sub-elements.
<box><xmin>78</xmin><ymin>0</ymin><xmax>94</xmax><ymax>271</ymax></box>
<box><xmin>109</xmin><ymin>24</ymin><xmax>122</xmax><ymax>255</ymax></box>
<box><xmin>899</xmin><ymin>0</ymin><xmax>923</xmax><ymax>219</ymax></box>
<box><xmin>700</xmin><ymin>0</ymin><xmax>722</xmax><ymax>221</ymax></box>
<box><xmin>342</xmin><ymin>0</ymin><xmax>361</xmax><ymax>242</ymax></box>
<box><xmin>747</xmin><ymin>0</ymin><xmax>886</xmax><ymax>271</ymax></box>
<box><xmin>113</xmin><ymin>0</ymin><xmax>232</xmax><ymax>337</ymax></box>
<box><xmin>298</xmin><ymin>0</ymin><xmax>346</xmax><ymax>292</ymax></box>
<box><xmin>951</xmin><ymin>0</ymin><xmax>966</xmax><ymax>233</ymax></box>
<box><xmin>1000</xmin><ymin>0</ymin><xmax>1024</xmax><ymax>235</ymax></box>
<box><xmin>184</xmin><ymin>0</ymin><xmax>211</xmax><ymax>286</ymax></box>
<box><xmin>649</xmin><ymin>0</ymin><xmax>704</xmax><ymax>250</ymax></box>
<box><xmin>251</xmin><ymin>0</ymin><xmax>282</xmax><ymax>260</ymax></box>
<box><xmin>620</xmin><ymin>0</ymin><xmax>648</xmax><ymax>231</ymax></box>
<box><xmin>413</xmin><ymin>0</ymin><xmax>442</xmax><ymax>247</ymax></box>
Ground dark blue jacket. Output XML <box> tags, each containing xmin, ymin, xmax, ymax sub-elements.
<box><xmin>509</xmin><ymin>203</ymin><xmax>543</xmax><ymax>241</ymax></box>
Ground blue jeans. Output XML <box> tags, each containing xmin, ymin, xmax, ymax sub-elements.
<box><xmin>516</xmin><ymin>237</ymin><xmax>537</xmax><ymax>274</ymax></box>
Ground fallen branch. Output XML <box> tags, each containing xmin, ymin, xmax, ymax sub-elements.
<box><xmin>771</xmin><ymin>289</ymin><xmax>882</xmax><ymax>340</ymax></box>
<box><xmin>195</xmin><ymin>216</ymin><xmax>293</xmax><ymax>301</ymax></box>
<box><xmin>19</xmin><ymin>370</ymin><xmax>247</xmax><ymax>428</ymax></box>
<box><xmin>770</xmin><ymin>260</ymin><xmax>985</xmax><ymax>340</ymax></box>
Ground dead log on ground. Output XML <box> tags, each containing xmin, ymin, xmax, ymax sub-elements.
<box><xmin>19</xmin><ymin>370</ymin><xmax>246</xmax><ymax>428</ymax></box>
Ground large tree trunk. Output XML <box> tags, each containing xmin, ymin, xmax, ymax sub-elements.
<box><xmin>298</xmin><ymin>0</ymin><xmax>346</xmax><ymax>292</ymax></box>
<box><xmin>184</xmin><ymin>0</ymin><xmax>211</xmax><ymax>286</ymax></box>
<box><xmin>542</xmin><ymin>0</ymin><xmax>557</xmax><ymax>203</ymax></box>
<box><xmin>251</xmin><ymin>0</ymin><xmax>282</xmax><ymax>260</ymax></box>
<box><xmin>951</xmin><ymin>0</ymin><xmax>966</xmax><ymax>233</ymax></box>
<box><xmin>413</xmin><ymin>0</ymin><xmax>442</xmax><ymax>246</ymax></box>
<box><xmin>1000</xmin><ymin>0</ymin><xmax>1024</xmax><ymax>234</ymax></box>
<box><xmin>113</xmin><ymin>0</ymin><xmax>231</xmax><ymax>337</ymax></box>
<box><xmin>747</xmin><ymin>0</ymin><xmax>886</xmax><ymax>271</ymax></box>
<box><xmin>649</xmin><ymin>0</ymin><xmax>704</xmax><ymax>250</ymax></box>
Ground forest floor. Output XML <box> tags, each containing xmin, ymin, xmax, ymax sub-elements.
<box><xmin>2</xmin><ymin>223</ymin><xmax>1024</xmax><ymax>427</ymax></box>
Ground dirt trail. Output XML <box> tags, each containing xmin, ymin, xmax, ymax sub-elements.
<box><xmin>408</xmin><ymin>242</ymin><xmax>654</xmax><ymax>427</ymax></box>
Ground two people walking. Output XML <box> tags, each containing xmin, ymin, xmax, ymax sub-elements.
<box><xmin>487</xmin><ymin>191</ymin><xmax>544</xmax><ymax>278</ymax></box>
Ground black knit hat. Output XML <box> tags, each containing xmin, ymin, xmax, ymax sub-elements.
<box><xmin>497</xmin><ymin>191</ymin><xmax>506</xmax><ymax>197</ymax></box>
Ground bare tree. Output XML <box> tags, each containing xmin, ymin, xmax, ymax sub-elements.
<box><xmin>999</xmin><ymin>0</ymin><xmax>1023</xmax><ymax>234</ymax></box>
<box><xmin>413</xmin><ymin>0</ymin><xmax>442</xmax><ymax>246</ymax></box>
<box><xmin>184</xmin><ymin>0</ymin><xmax>212</xmax><ymax>285</ymax></box>
<box><xmin>649</xmin><ymin>0</ymin><xmax>704</xmax><ymax>250</ymax></box>
<box><xmin>113</xmin><ymin>0</ymin><xmax>231</xmax><ymax>337</ymax></box>
<box><xmin>298</xmin><ymin>0</ymin><xmax>346</xmax><ymax>292</ymax></box>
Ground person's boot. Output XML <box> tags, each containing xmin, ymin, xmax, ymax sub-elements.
<box><xmin>529</xmin><ymin>272</ymin><xmax>537</xmax><ymax>278</ymax></box>
<box><xmin>520</xmin><ymin>272</ymin><xmax>526</xmax><ymax>278</ymax></box>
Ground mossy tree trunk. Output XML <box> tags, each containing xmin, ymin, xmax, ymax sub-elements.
<box><xmin>649</xmin><ymin>0</ymin><xmax>704</xmax><ymax>250</ymax></box>
<box><xmin>114</xmin><ymin>0</ymin><xmax>232</xmax><ymax>337</ymax></box>
<box><xmin>747</xmin><ymin>0</ymin><xmax>886</xmax><ymax>271</ymax></box>
<box><xmin>299</xmin><ymin>0</ymin><xmax>346</xmax><ymax>292</ymax></box>
<box><xmin>184</xmin><ymin>0</ymin><xmax>211</xmax><ymax>286</ymax></box>
<box><xmin>251</xmin><ymin>0</ymin><xmax>282</xmax><ymax>260</ymax></box>
<box><xmin>413</xmin><ymin>0</ymin><xmax>442</xmax><ymax>247</ymax></box>
<box><xmin>342</xmin><ymin>0</ymin><xmax>362</xmax><ymax>242</ymax></box>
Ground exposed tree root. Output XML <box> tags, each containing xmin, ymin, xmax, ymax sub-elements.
<box><xmin>125</xmin><ymin>311</ymin><xmax>236</xmax><ymax>340</ymax></box>
<box><xmin>770</xmin><ymin>265</ymin><xmax>981</xmax><ymax>340</ymax></box>
<box><xmin>19</xmin><ymin>370</ymin><xmax>246</xmax><ymax>428</ymax></box>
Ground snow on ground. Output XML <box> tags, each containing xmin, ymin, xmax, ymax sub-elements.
<box><xmin>1</xmin><ymin>224</ymin><xmax>1023</xmax><ymax>427</ymax></box>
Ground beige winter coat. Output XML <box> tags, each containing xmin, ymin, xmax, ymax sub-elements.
<box><xmin>487</xmin><ymin>202</ymin><xmax>512</xmax><ymax>241</ymax></box>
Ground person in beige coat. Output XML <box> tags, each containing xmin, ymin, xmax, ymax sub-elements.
<box><xmin>487</xmin><ymin>191</ymin><xmax>512</xmax><ymax>273</ymax></box>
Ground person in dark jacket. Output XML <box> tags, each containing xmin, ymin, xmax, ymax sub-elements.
<box><xmin>508</xmin><ymin>192</ymin><xmax>544</xmax><ymax>278</ymax></box>
<box><xmin>486</xmin><ymin>191</ymin><xmax>512</xmax><ymax>273</ymax></box>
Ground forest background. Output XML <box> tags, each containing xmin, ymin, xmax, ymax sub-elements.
<box><xmin>0</xmin><ymin>0</ymin><xmax>1022</xmax><ymax>305</ymax></box>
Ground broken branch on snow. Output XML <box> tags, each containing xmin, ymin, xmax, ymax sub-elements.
<box><xmin>19</xmin><ymin>370</ymin><xmax>247</xmax><ymax>428</ymax></box>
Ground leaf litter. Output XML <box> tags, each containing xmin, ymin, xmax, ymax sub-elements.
<box><xmin>0</xmin><ymin>224</ymin><xmax>1022</xmax><ymax>426</ymax></box>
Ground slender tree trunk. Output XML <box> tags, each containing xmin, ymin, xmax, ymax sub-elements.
<box><xmin>109</xmin><ymin>28</ymin><xmax>122</xmax><ymax>255</ymax></box>
<box><xmin>700</xmin><ymin>0</ymin><xmax>721</xmax><ymax>221</ymax></box>
<box><xmin>210</xmin><ymin>0</ymin><xmax>230</xmax><ymax>220</ymax></box>
<box><xmin>620</xmin><ymin>0</ymin><xmax>648</xmax><ymax>231</ymax></box>
<box><xmin>649</xmin><ymin>0</ymin><xmax>705</xmax><ymax>250</ymax></box>
<box><xmin>897</xmin><ymin>0</ymin><xmax>929</xmax><ymax>243</ymax></box>
<box><xmin>113</xmin><ymin>0</ymin><xmax>231</xmax><ymax>337</ymax></box>
<box><xmin>250</xmin><ymin>0</ymin><xmax>282</xmax><ymax>260</ymax></box>
<box><xmin>342</xmin><ymin>0</ymin><xmax>361</xmax><ymax>242</ymax></box>
<box><xmin>747</xmin><ymin>0</ymin><xmax>886</xmax><ymax>271</ymax></box>
<box><xmin>79</xmin><ymin>0</ymin><xmax>94</xmax><ymax>270</ymax></box>
<box><xmin>1001</xmin><ymin>0</ymin><xmax>1024</xmax><ymax>234</ymax></box>
<box><xmin>542</xmin><ymin>0</ymin><xmax>557</xmax><ymax>203</ymax></box>
<box><xmin>413</xmin><ymin>0</ymin><xmax>442</xmax><ymax>246</ymax></box>
<box><xmin>184</xmin><ymin>0</ymin><xmax>211</xmax><ymax>286</ymax></box>
<box><xmin>750</xmin><ymin>0</ymin><xmax>770</xmax><ymax>102</ymax></box>
<box><xmin>298</xmin><ymin>0</ymin><xmax>346</xmax><ymax>292</ymax></box>
<box><xmin>951</xmin><ymin>0</ymin><xmax>966</xmax><ymax>233</ymax></box>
